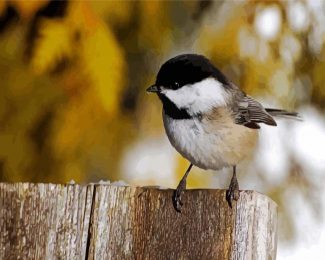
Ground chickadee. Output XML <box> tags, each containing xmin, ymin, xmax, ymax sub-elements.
<box><xmin>147</xmin><ymin>54</ymin><xmax>298</xmax><ymax>212</ymax></box>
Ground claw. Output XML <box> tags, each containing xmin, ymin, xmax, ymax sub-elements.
<box><xmin>226</xmin><ymin>188</ymin><xmax>239</xmax><ymax>208</ymax></box>
<box><xmin>226</xmin><ymin>189</ymin><xmax>233</xmax><ymax>208</ymax></box>
<box><xmin>173</xmin><ymin>182</ymin><xmax>185</xmax><ymax>212</ymax></box>
<box><xmin>226</xmin><ymin>166</ymin><xmax>240</xmax><ymax>208</ymax></box>
<box><xmin>172</xmin><ymin>164</ymin><xmax>193</xmax><ymax>213</ymax></box>
<box><xmin>172</xmin><ymin>190</ymin><xmax>183</xmax><ymax>213</ymax></box>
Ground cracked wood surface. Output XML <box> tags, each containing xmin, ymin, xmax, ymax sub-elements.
<box><xmin>0</xmin><ymin>183</ymin><xmax>277</xmax><ymax>259</ymax></box>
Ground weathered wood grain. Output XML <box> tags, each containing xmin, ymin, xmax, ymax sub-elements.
<box><xmin>0</xmin><ymin>183</ymin><xmax>277</xmax><ymax>259</ymax></box>
<box><xmin>0</xmin><ymin>183</ymin><xmax>94</xmax><ymax>259</ymax></box>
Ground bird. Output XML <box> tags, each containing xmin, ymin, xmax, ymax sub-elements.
<box><xmin>146</xmin><ymin>54</ymin><xmax>299</xmax><ymax>212</ymax></box>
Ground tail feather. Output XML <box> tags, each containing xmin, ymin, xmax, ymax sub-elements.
<box><xmin>265</xmin><ymin>108</ymin><xmax>302</xmax><ymax>121</ymax></box>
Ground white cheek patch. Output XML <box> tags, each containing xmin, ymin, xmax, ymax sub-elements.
<box><xmin>162</xmin><ymin>78</ymin><xmax>229</xmax><ymax>114</ymax></box>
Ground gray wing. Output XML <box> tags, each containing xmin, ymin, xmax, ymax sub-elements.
<box><xmin>264</xmin><ymin>108</ymin><xmax>300</xmax><ymax>120</ymax></box>
<box><xmin>234</xmin><ymin>95</ymin><xmax>277</xmax><ymax>129</ymax></box>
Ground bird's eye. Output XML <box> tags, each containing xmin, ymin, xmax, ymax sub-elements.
<box><xmin>172</xmin><ymin>82</ymin><xmax>179</xmax><ymax>89</ymax></box>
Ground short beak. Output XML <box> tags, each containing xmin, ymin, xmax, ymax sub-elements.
<box><xmin>146</xmin><ymin>84</ymin><xmax>160</xmax><ymax>93</ymax></box>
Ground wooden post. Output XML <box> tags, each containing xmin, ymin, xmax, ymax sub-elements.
<box><xmin>0</xmin><ymin>183</ymin><xmax>277</xmax><ymax>259</ymax></box>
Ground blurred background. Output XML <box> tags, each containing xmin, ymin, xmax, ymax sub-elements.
<box><xmin>0</xmin><ymin>0</ymin><xmax>324</xmax><ymax>258</ymax></box>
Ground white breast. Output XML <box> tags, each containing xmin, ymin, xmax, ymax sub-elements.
<box><xmin>162</xmin><ymin>110</ymin><xmax>258</xmax><ymax>170</ymax></box>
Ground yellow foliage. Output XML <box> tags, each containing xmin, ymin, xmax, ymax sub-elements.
<box><xmin>90</xmin><ymin>1</ymin><xmax>132</xmax><ymax>27</ymax></box>
<box><xmin>200</xmin><ymin>7</ymin><xmax>246</xmax><ymax>63</ymax></box>
<box><xmin>62</xmin><ymin>162</ymin><xmax>83</xmax><ymax>183</ymax></box>
<box><xmin>31</xmin><ymin>18</ymin><xmax>73</xmax><ymax>74</ymax></box>
<box><xmin>72</xmin><ymin>1</ymin><xmax>125</xmax><ymax>116</ymax></box>
<box><xmin>80</xmin><ymin>21</ymin><xmax>124</xmax><ymax>116</ymax></box>
<box><xmin>243</xmin><ymin>58</ymin><xmax>281</xmax><ymax>94</ymax></box>
<box><xmin>138</xmin><ymin>1</ymin><xmax>171</xmax><ymax>51</ymax></box>
<box><xmin>312</xmin><ymin>61</ymin><xmax>325</xmax><ymax>104</ymax></box>
<box><xmin>0</xmin><ymin>131</ymin><xmax>33</xmax><ymax>181</ymax></box>
<box><xmin>52</xmin><ymin>86</ymin><xmax>104</xmax><ymax>159</ymax></box>
<box><xmin>10</xmin><ymin>0</ymin><xmax>48</xmax><ymax>20</ymax></box>
<box><xmin>0</xmin><ymin>0</ymin><xmax>6</xmax><ymax>16</ymax></box>
<box><xmin>30</xmin><ymin>1</ymin><xmax>125</xmax><ymax>116</ymax></box>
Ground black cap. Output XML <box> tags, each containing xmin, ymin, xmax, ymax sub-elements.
<box><xmin>155</xmin><ymin>54</ymin><xmax>229</xmax><ymax>89</ymax></box>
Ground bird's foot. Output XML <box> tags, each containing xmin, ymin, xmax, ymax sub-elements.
<box><xmin>172</xmin><ymin>179</ymin><xmax>187</xmax><ymax>213</ymax></box>
<box><xmin>226</xmin><ymin>174</ymin><xmax>239</xmax><ymax>208</ymax></box>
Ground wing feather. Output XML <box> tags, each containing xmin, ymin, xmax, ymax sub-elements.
<box><xmin>234</xmin><ymin>95</ymin><xmax>277</xmax><ymax>129</ymax></box>
<box><xmin>265</xmin><ymin>108</ymin><xmax>301</xmax><ymax>120</ymax></box>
